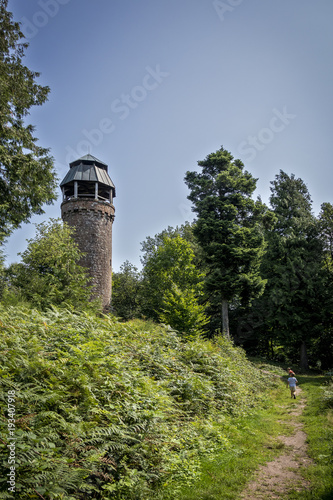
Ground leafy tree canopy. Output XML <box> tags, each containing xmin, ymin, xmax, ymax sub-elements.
<box><xmin>112</xmin><ymin>260</ymin><xmax>142</xmax><ymax>320</ymax></box>
<box><xmin>140</xmin><ymin>222</ymin><xmax>198</xmax><ymax>267</ymax></box>
<box><xmin>0</xmin><ymin>0</ymin><xmax>57</xmax><ymax>242</ymax></box>
<box><xmin>141</xmin><ymin>234</ymin><xmax>207</xmax><ymax>336</ymax></box>
<box><xmin>4</xmin><ymin>219</ymin><xmax>94</xmax><ymax>310</ymax></box>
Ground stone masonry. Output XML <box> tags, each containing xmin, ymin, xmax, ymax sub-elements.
<box><xmin>61</xmin><ymin>198</ymin><xmax>115</xmax><ymax>309</ymax></box>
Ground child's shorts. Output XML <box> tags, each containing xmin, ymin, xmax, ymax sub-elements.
<box><xmin>290</xmin><ymin>386</ymin><xmax>296</xmax><ymax>394</ymax></box>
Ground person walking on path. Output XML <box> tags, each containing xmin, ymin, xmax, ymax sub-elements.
<box><xmin>288</xmin><ymin>367</ymin><xmax>296</xmax><ymax>377</ymax></box>
<box><xmin>287</xmin><ymin>374</ymin><xmax>298</xmax><ymax>399</ymax></box>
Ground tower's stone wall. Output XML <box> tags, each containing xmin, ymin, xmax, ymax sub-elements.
<box><xmin>61</xmin><ymin>198</ymin><xmax>115</xmax><ymax>309</ymax></box>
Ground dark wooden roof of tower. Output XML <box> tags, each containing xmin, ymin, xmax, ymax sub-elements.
<box><xmin>60</xmin><ymin>154</ymin><xmax>116</xmax><ymax>197</ymax></box>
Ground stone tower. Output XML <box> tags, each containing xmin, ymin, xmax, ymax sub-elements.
<box><xmin>60</xmin><ymin>154</ymin><xmax>116</xmax><ymax>309</ymax></box>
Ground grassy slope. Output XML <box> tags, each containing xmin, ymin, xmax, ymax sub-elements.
<box><xmin>288</xmin><ymin>374</ymin><xmax>333</xmax><ymax>500</ymax></box>
<box><xmin>176</xmin><ymin>366</ymin><xmax>290</xmax><ymax>499</ymax></box>
<box><xmin>177</xmin><ymin>371</ymin><xmax>333</xmax><ymax>500</ymax></box>
<box><xmin>1</xmin><ymin>306</ymin><xmax>332</xmax><ymax>499</ymax></box>
<box><xmin>0</xmin><ymin>305</ymin><xmax>280</xmax><ymax>499</ymax></box>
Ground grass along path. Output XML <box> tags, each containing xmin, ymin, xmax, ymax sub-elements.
<box><xmin>240</xmin><ymin>386</ymin><xmax>313</xmax><ymax>499</ymax></box>
<box><xmin>174</xmin><ymin>370</ymin><xmax>333</xmax><ymax>500</ymax></box>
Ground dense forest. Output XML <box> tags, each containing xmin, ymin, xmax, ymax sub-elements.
<box><xmin>112</xmin><ymin>156</ymin><xmax>333</xmax><ymax>371</ymax></box>
<box><xmin>1</xmin><ymin>1</ymin><xmax>333</xmax><ymax>498</ymax></box>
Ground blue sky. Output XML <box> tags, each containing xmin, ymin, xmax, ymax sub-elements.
<box><xmin>4</xmin><ymin>0</ymin><xmax>333</xmax><ymax>271</ymax></box>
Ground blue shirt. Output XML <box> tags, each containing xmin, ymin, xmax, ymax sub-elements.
<box><xmin>288</xmin><ymin>376</ymin><xmax>297</xmax><ymax>387</ymax></box>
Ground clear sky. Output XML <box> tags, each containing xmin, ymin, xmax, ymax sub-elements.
<box><xmin>4</xmin><ymin>0</ymin><xmax>333</xmax><ymax>271</ymax></box>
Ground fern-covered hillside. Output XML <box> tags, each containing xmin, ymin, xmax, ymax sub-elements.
<box><xmin>0</xmin><ymin>306</ymin><xmax>278</xmax><ymax>499</ymax></box>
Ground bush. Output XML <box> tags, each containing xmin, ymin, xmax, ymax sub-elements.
<box><xmin>112</xmin><ymin>261</ymin><xmax>142</xmax><ymax>320</ymax></box>
<box><xmin>3</xmin><ymin>219</ymin><xmax>97</xmax><ymax>311</ymax></box>
<box><xmin>322</xmin><ymin>378</ymin><xmax>333</xmax><ymax>408</ymax></box>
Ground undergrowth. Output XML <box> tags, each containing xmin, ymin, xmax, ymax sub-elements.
<box><xmin>287</xmin><ymin>374</ymin><xmax>333</xmax><ymax>500</ymax></box>
<box><xmin>174</xmin><ymin>370</ymin><xmax>290</xmax><ymax>499</ymax></box>
<box><xmin>0</xmin><ymin>305</ymin><xmax>280</xmax><ymax>499</ymax></box>
<box><xmin>175</xmin><ymin>368</ymin><xmax>333</xmax><ymax>499</ymax></box>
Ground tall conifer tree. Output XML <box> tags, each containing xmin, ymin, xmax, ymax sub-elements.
<box><xmin>256</xmin><ymin>171</ymin><xmax>327</xmax><ymax>368</ymax></box>
<box><xmin>318</xmin><ymin>202</ymin><xmax>333</xmax><ymax>265</ymax></box>
<box><xmin>184</xmin><ymin>146</ymin><xmax>267</xmax><ymax>338</ymax></box>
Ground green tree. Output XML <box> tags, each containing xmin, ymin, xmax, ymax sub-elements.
<box><xmin>0</xmin><ymin>0</ymin><xmax>57</xmax><ymax>242</ymax></box>
<box><xmin>315</xmin><ymin>202</ymin><xmax>333</xmax><ymax>369</ymax></box>
<box><xmin>251</xmin><ymin>171</ymin><xmax>328</xmax><ymax>369</ymax></box>
<box><xmin>318</xmin><ymin>202</ymin><xmax>333</xmax><ymax>265</ymax></box>
<box><xmin>140</xmin><ymin>222</ymin><xmax>200</xmax><ymax>267</ymax></box>
<box><xmin>184</xmin><ymin>146</ymin><xmax>268</xmax><ymax>338</ymax></box>
<box><xmin>0</xmin><ymin>250</ymin><xmax>5</xmax><ymax>297</ymax></box>
<box><xmin>159</xmin><ymin>284</ymin><xmax>208</xmax><ymax>339</ymax></box>
<box><xmin>5</xmin><ymin>219</ymin><xmax>93</xmax><ymax>310</ymax></box>
<box><xmin>112</xmin><ymin>260</ymin><xmax>142</xmax><ymax>320</ymax></box>
<box><xmin>141</xmin><ymin>234</ymin><xmax>207</xmax><ymax>336</ymax></box>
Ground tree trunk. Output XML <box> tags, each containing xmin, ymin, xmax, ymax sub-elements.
<box><xmin>221</xmin><ymin>299</ymin><xmax>230</xmax><ymax>339</ymax></box>
<box><xmin>300</xmin><ymin>340</ymin><xmax>309</xmax><ymax>370</ymax></box>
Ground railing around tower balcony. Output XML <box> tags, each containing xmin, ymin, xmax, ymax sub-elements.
<box><xmin>61</xmin><ymin>182</ymin><xmax>113</xmax><ymax>204</ymax></box>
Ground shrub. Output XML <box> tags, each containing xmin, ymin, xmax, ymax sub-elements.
<box><xmin>4</xmin><ymin>219</ymin><xmax>97</xmax><ymax>311</ymax></box>
<box><xmin>322</xmin><ymin>378</ymin><xmax>333</xmax><ymax>408</ymax></box>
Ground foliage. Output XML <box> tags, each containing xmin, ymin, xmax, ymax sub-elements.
<box><xmin>318</xmin><ymin>202</ymin><xmax>333</xmax><ymax>272</ymax></box>
<box><xmin>177</xmin><ymin>372</ymin><xmax>333</xmax><ymax>500</ymax></box>
<box><xmin>0</xmin><ymin>305</ymin><xmax>273</xmax><ymax>499</ymax></box>
<box><xmin>176</xmin><ymin>387</ymin><xmax>289</xmax><ymax>500</ymax></box>
<box><xmin>288</xmin><ymin>374</ymin><xmax>333</xmax><ymax>499</ymax></box>
<box><xmin>140</xmin><ymin>234</ymin><xmax>207</xmax><ymax>336</ymax></box>
<box><xmin>159</xmin><ymin>284</ymin><xmax>208</xmax><ymax>340</ymax></box>
<box><xmin>184</xmin><ymin>146</ymin><xmax>270</xmax><ymax>337</ymax></box>
<box><xmin>247</xmin><ymin>171</ymin><xmax>330</xmax><ymax>369</ymax></box>
<box><xmin>0</xmin><ymin>0</ymin><xmax>57</xmax><ymax>243</ymax></box>
<box><xmin>140</xmin><ymin>223</ymin><xmax>200</xmax><ymax>268</ymax></box>
<box><xmin>0</xmin><ymin>250</ymin><xmax>5</xmax><ymax>297</ymax></box>
<box><xmin>4</xmin><ymin>219</ymin><xmax>95</xmax><ymax>311</ymax></box>
<box><xmin>322</xmin><ymin>378</ymin><xmax>333</xmax><ymax>409</ymax></box>
<box><xmin>112</xmin><ymin>261</ymin><xmax>142</xmax><ymax>320</ymax></box>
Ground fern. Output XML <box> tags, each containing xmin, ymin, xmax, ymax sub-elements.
<box><xmin>0</xmin><ymin>304</ymin><xmax>275</xmax><ymax>499</ymax></box>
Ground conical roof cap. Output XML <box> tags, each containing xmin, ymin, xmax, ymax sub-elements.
<box><xmin>69</xmin><ymin>154</ymin><xmax>108</xmax><ymax>169</ymax></box>
<box><xmin>60</xmin><ymin>155</ymin><xmax>116</xmax><ymax>196</ymax></box>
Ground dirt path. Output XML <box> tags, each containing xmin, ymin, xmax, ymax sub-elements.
<box><xmin>240</xmin><ymin>387</ymin><xmax>313</xmax><ymax>499</ymax></box>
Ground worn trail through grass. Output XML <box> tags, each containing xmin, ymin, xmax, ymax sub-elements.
<box><xmin>240</xmin><ymin>386</ymin><xmax>313</xmax><ymax>499</ymax></box>
<box><xmin>176</xmin><ymin>370</ymin><xmax>333</xmax><ymax>500</ymax></box>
